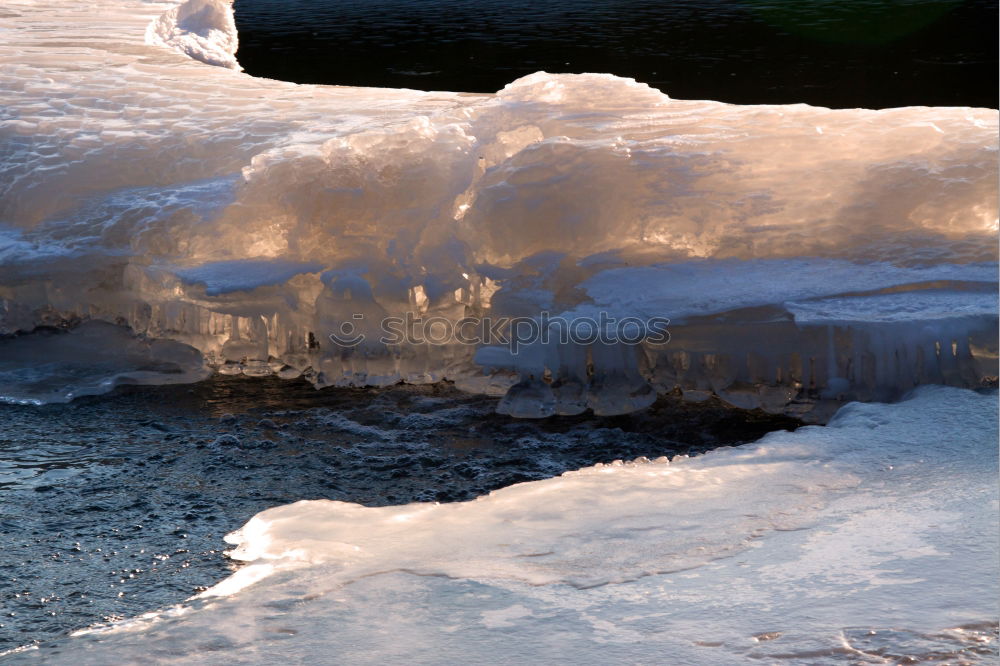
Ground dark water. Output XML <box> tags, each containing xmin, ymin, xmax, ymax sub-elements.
<box><xmin>234</xmin><ymin>0</ymin><xmax>998</xmax><ymax>108</ymax></box>
<box><xmin>0</xmin><ymin>377</ymin><xmax>799</xmax><ymax>652</ymax></box>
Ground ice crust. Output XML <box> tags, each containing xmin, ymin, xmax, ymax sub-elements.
<box><xmin>9</xmin><ymin>387</ymin><xmax>996</xmax><ymax>663</ymax></box>
<box><xmin>0</xmin><ymin>320</ymin><xmax>208</xmax><ymax>404</ymax></box>
<box><xmin>1</xmin><ymin>0</ymin><xmax>998</xmax><ymax>416</ymax></box>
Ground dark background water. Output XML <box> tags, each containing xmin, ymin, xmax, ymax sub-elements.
<box><xmin>234</xmin><ymin>0</ymin><xmax>998</xmax><ymax>108</ymax></box>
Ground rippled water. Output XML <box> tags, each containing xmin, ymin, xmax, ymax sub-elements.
<box><xmin>234</xmin><ymin>0</ymin><xmax>998</xmax><ymax>107</ymax></box>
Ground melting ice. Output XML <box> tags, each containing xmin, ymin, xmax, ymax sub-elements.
<box><xmin>1</xmin><ymin>0</ymin><xmax>997</xmax><ymax>416</ymax></box>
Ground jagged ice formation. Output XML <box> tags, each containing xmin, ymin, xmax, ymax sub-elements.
<box><xmin>1</xmin><ymin>0</ymin><xmax>997</xmax><ymax>416</ymax></box>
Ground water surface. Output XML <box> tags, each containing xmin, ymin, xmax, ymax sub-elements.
<box><xmin>235</xmin><ymin>0</ymin><xmax>998</xmax><ymax>107</ymax></box>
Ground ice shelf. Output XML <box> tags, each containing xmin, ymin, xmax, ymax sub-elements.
<box><xmin>1</xmin><ymin>0</ymin><xmax>997</xmax><ymax>417</ymax></box>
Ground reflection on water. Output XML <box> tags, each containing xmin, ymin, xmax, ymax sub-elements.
<box><xmin>235</xmin><ymin>0</ymin><xmax>998</xmax><ymax>107</ymax></box>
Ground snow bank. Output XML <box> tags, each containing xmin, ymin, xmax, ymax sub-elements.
<box><xmin>0</xmin><ymin>0</ymin><xmax>997</xmax><ymax>417</ymax></box>
<box><xmin>8</xmin><ymin>387</ymin><xmax>995</xmax><ymax>663</ymax></box>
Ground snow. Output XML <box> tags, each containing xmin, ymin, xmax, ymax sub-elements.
<box><xmin>0</xmin><ymin>0</ymin><xmax>997</xmax><ymax>417</ymax></box>
<box><xmin>7</xmin><ymin>386</ymin><xmax>995</xmax><ymax>663</ymax></box>
<box><xmin>576</xmin><ymin>259</ymin><xmax>998</xmax><ymax>324</ymax></box>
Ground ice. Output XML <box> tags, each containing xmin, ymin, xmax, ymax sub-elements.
<box><xmin>172</xmin><ymin>259</ymin><xmax>324</xmax><ymax>296</ymax></box>
<box><xmin>7</xmin><ymin>387</ymin><xmax>995</xmax><ymax>663</ymax></box>
<box><xmin>145</xmin><ymin>0</ymin><xmax>241</xmax><ymax>70</ymax></box>
<box><xmin>0</xmin><ymin>320</ymin><xmax>208</xmax><ymax>405</ymax></box>
<box><xmin>1</xmin><ymin>0</ymin><xmax>998</xmax><ymax>416</ymax></box>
